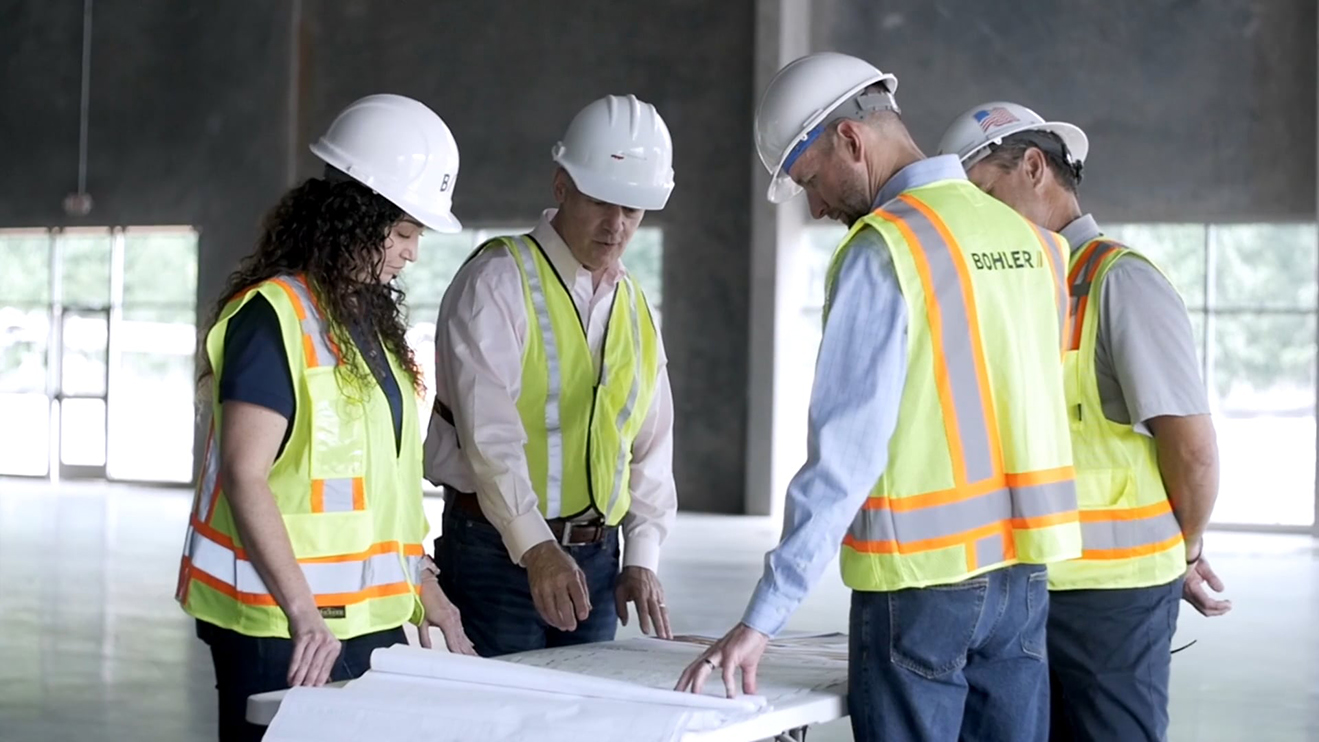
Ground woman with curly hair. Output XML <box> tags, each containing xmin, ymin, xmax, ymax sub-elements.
<box><xmin>175</xmin><ymin>94</ymin><xmax>475</xmax><ymax>741</ymax></box>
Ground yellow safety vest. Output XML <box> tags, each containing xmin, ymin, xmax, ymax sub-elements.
<box><xmin>825</xmin><ymin>180</ymin><xmax>1082</xmax><ymax>592</ymax></box>
<box><xmin>1049</xmin><ymin>240</ymin><xmax>1186</xmax><ymax>590</ymax></box>
<box><xmin>176</xmin><ymin>274</ymin><xmax>427</xmax><ymax>639</ymax></box>
<box><xmin>486</xmin><ymin>235</ymin><xmax>662</xmax><ymax>525</ymax></box>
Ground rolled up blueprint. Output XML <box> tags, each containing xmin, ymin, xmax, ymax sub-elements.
<box><xmin>368</xmin><ymin>644</ymin><xmax>767</xmax><ymax>713</ymax></box>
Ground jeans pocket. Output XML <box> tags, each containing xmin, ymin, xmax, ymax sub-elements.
<box><xmin>1021</xmin><ymin>569</ymin><xmax>1050</xmax><ymax>660</ymax></box>
<box><xmin>888</xmin><ymin>578</ymin><xmax>988</xmax><ymax>679</ymax></box>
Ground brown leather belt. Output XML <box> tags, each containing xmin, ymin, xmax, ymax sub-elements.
<box><xmin>444</xmin><ymin>488</ymin><xmax>610</xmax><ymax>546</ymax></box>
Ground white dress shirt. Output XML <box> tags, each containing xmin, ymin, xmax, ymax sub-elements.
<box><xmin>424</xmin><ymin>210</ymin><xmax>676</xmax><ymax>572</ymax></box>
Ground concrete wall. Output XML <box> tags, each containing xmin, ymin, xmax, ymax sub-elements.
<box><xmin>2</xmin><ymin>0</ymin><xmax>1315</xmax><ymax>512</ymax></box>
<box><xmin>0</xmin><ymin>0</ymin><xmax>755</xmax><ymax>512</ymax></box>
<box><xmin>813</xmin><ymin>0</ymin><xmax>1318</xmax><ymax>222</ymax></box>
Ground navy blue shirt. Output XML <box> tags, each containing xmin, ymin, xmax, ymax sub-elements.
<box><xmin>219</xmin><ymin>294</ymin><xmax>404</xmax><ymax>456</ymax></box>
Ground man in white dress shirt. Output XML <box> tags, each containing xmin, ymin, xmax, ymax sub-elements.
<box><xmin>423</xmin><ymin>94</ymin><xmax>679</xmax><ymax>656</ymax></box>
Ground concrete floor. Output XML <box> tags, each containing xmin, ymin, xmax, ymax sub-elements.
<box><xmin>0</xmin><ymin>479</ymin><xmax>1316</xmax><ymax>742</ymax></box>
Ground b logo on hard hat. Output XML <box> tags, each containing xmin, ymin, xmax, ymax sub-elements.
<box><xmin>440</xmin><ymin>174</ymin><xmax>452</xmax><ymax>192</ymax></box>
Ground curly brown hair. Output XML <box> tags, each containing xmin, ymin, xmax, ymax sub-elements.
<box><xmin>198</xmin><ymin>176</ymin><xmax>423</xmax><ymax>399</ymax></box>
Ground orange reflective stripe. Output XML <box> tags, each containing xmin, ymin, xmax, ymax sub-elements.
<box><xmin>861</xmin><ymin>466</ymin><xmax>1076</xmax><ymax>512</ymax></box>
<box><xmin>1006</xmin><ymin>466</ymin><xmax>1075</xmax><ymax>487</ymax></box>
<box><xmin>1078</xmin><ymin>499</ymin><xmax>1174</xmax><ymax>523</ymax></box>
<box><xmin>873</xmin><ymin>205</ymin><xmax>969</xmax><ymax>485</ymax></box>
<box><xmin>301</xmin><ymin>335</ymin><xmax>318</xmax><ymax>369</ymax></box>
<box><xmin>352</xmin><ymin>477</ymin><xmax>366</xmax><ymax>511</ymax></box>
<box><xmin>1082</xmin><ymin>533</ymin><xmax>1183</xmax><ymax>561</ymax></box>
<box><xmin>847</xmin><ymin>478</ymin><xmax>1078</xmax><ymax>555</ymax></box>
<box><xmin>1033</xmin><ymin>227</ymin><xmax>1069</xmax><ymax>353</ymax></box>
<box><xmin>294</xmin><ymin>274</ymin><xmax>343</xmax><ymax>363</ymax></box>
<box><xmin>188</xmin><ymin>513</ymin><xmax>422</xmax><ymax>564</ymax></box>
<box><xmin>1067</xmin><ymin>241</ymin><xmax>1120</xmax><ymax>351</ymax></box>
<box><xmin>188</xmin><ymin>565</ymin><xmax>417</xmax><ymax>608</ymax></box>
<box><xmin>1066</xmin><ymin>241</ymin><xmax>1102</xmax><ymax>350</ymax></box>
<box><xmin>1010</xmin><ymin>510</ymin><xmax>1082</xmax><ymax>530</ymax></box>
<box><xmin>310</xmin><ymin>479</ymin><xmax>325</xmax><ymax>513</ymax></box>
<box><xmin>900</xmin><ymin>194</ymin><xmax>1005</xmax><ymax>479</ymax></box>
<box><xmin>176</xmin><ymin>555</ymin><xmax>193</xmax><ymax>603</ymax></box>
<box><xmin>268</xmin><ymin>278</ymin><xmax>308</xmax><ymax>321</ymax></box>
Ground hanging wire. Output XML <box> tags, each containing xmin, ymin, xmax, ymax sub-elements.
<box><xmin>76</xmin><ymin>0</ymin><xmax>94</xmax><ymax>196</ymax></box>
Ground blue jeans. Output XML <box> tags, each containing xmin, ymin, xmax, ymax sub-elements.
<box><xmin>849</xmin><ymin>564</ymin><xmax>1052</xmax><ymax>742</ymax></box>
<box><xmin>1047</xmin><ymin>578</ymin><xmax>1183</xmax><ymax>742</ymax></box>
<box><xmin>436</xmin><ymin>505</ymin><xmax>620</xmax><ymax>657</ymax></box>
<box><xmin>197</xmin><ymin>620</ymin><xmax>404</xmax><ymax>742</ymax></box>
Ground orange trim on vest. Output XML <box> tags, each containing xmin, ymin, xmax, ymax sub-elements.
<box><xmin>188</xmin><ymin>514</ymin><xmax>423</xmax><ymax>563</ymax></box>
<box><xmin>1081</xmin><ymin>533</ymin><xmax>1184</xmax><ymax>561</ymax></box>
<box><xmin>859</xmin><ymin>465</ymin><xmax>1076</xmax><ymax>512</ymax></box>
<box><xmin>872</xmin><ymin>206</ymin><xmax>969</xmax><ymax>486</ymax></box>
<box><xmin>900</xmin><ymin>194</ymin><xmax>1005</xmax><ymax>479</ymax></box>
<box><xmin>1078</xmin><ymin>499</ymin><xmax>1174</xmax><ymax>523</ymax></box>
<box><xmin>1034</xmin><ymin>229</ymin><xmax>1069</xmax><ymax>353</ymax></box>
<box><xmin>188</xmin><ymin>566</ymin><xmax>419</xmax><ymax>608</ymax></box>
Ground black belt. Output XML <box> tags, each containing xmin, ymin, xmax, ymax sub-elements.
<box><xmin>444</xmin><ymin>487</ymin><xmax>610</xmax><ymax>546</ymax></box>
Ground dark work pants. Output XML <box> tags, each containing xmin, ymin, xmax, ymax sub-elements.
<box><xmin>197</xmin><ymin>619</ymin><xmax>405</xmax><ymax>742</ymax></box>
<box><xmin>1048</xmin><ymin>579</ymin><xmax>1184</xmax><ymax>742</ymax></box>
<box><xmin>436</xmin><ymin>504</ymin><xmax>620</xmax><ymax>657</ymax></box>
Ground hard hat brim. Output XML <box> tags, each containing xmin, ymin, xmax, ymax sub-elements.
<box><xmin>962</xmin><ymin>121</ymin><xmax>1089</xmax><ymax>168</ymax></box>
<box><xmin>408</xmin><ymin>206</ymin><xmax>464</xmax><ymax>234</ymax></box>
<box><xmin>310</xmin><ymin>140</ymin><xmax>463</xmax><ymax>233</ymax></box>
<box><xmin>761</xmin><ymin>70</ymin><xmax>898</xmax><ymax>204</ymax></box>
<box><xmin>558</xmin><ymin>160</ymin><xmax>673</xmax><ymax>212</ymax></box>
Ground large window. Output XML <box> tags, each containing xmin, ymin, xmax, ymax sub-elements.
<box><xmin>1106</xmin><ymin>223</ymin><xmax>1317</xmax><ymax>528</ymax></box>
<box><xmin>789</xmin><ymin>222</ymin><xmax>1317</xmax><ymax>528</ymax></box>
<box><xmin>399</xmin><ymin>226</ymin><xmax>664</xmax><ymax>433</ymax></box>
<box><xmin>0</xmin><ymin>227</ymin><xmax>199</xmax><ymax>482</ymax></box>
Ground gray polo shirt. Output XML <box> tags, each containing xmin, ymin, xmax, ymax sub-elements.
<box><xmin>1061</xmin><ymin>214</ymin><xmax>1211</xmax><ymax>436</ymax></box>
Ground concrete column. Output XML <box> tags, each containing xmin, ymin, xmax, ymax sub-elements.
<box><xmin>744</xmin><ymin>0</ymin><xmax>814</xmax><ymax>515</ymax></box>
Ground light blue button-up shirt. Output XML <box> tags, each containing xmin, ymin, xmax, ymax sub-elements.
<box><xmin>742</xmin><ymin>155</ymin><xmax>969</xmax><ymax>636</ymax></box>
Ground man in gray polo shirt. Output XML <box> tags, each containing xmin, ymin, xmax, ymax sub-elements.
<box><xmin>939</xmin><ymin>102</ymin><xmax>1233</xmax><ymax>742</ymax></box>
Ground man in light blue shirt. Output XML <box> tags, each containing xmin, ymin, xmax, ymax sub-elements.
<box><xmin>677</xmin><ymin>53</ymin><xmax>1076</xmax><ymax>742</ymax></box>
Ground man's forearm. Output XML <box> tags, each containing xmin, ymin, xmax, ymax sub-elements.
<box><xmin>1149</xmin><ymin>414</ymin><xmax>1219</xmax><ymax>552</ymax></box>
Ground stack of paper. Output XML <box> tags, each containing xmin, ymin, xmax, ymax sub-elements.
<box><xmin>263</xmin><ymin>645</ymin><xmax>766</xmax><ymax>742</ymax></box>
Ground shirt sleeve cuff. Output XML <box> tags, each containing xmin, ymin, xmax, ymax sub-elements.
<box><xmin>622</xmin><ymin>534</ymin><xmax>662</xmax><ymax>572</ymax></box>
<box><xmin>503</xmin><ymin>510</ymin><xmax>555</xmax><ymax>565</ymax></box>
<box><xmin>740</xmin><ymin>578</ymin><xmax>796</xmax><ymax>638</ymax></box>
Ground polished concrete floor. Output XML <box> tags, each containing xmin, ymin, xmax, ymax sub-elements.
<box><xmin>0</xmin><ymin>479</ymin><xmax>1316</xmax><ymax>741</ymax></box>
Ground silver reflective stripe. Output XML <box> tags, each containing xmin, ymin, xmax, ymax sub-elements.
<box><xmin>882</xmin><ymin>198</ymin><xmax>995</xmax><ymax>484</ymax></box>
<box><xmin>846</xmin><ymin>479</ymin><xmax>1076</xmax><ymax>546</ymax></box>
<box><xmin>1032</xmin><ymin>225</ymin><xmax>1068</xmax><ymax>342</ymax></box>
<box><xmin>186</xmin><ymin>528</ymin><xmax>421</xmax><ymax>597</ymax></box>
<box><xmin>511</xmin><ymin>237</ymin><xmax>564</xmax><ymax>518</ymax></box>
<box><xmin>279</xmin><ymin>275</ymin><xmax>337</xmax><ymax>368</ymax></box>
<box><xmin>321</xmin><ymin>478</ymin><xmax>357</xmax><ymax>512</ymax></box>
<box><xmin>605</xmin><ymin>279</ymin><xmax>645</xmax><ymax>519</ymax></box>
<box><xmin>1081</xmin><ymin>509</ymin><xmax>1182</xmax><ymax>553</ymax></box>
<box><xmin>974</xmin><ymin>531</ymin><xmax>1005</xmax><ymax>569</ymax></box>
<box><xmin>194</xmin><ymin>426</ymin><xmax>220</xmax><ymax>523</ymax></box>
<box><xmin>301</xmin><ymin>317</ymin><xmax>337</xmax><ymax>367</ymax></box>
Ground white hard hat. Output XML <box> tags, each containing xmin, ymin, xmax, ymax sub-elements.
<box><xmin>310</xmin><ymin>93</ymin><xmax>462</xmax><ymax>233</ymax></box>
<box><xmin>754</xmin><ymin>52</ymin><xmax>899</xmax><ymax>203</ymax></box>
<box><xmin>552</xmin><ymin>94</ymin><xmax>674</xmax><ymax>211</ymax></box>
<box><xmin>937</xmin><ymin>101</ymin><xmax>1088</xmax><ymax>171</ymax></box>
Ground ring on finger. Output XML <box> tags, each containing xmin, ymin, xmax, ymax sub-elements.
<box><xmin>702</xmin><ymin>658</ymin><xmax>717</xmax><ymax>670</ymax></box>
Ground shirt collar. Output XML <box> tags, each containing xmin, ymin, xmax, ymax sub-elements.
<box><xmin>1060</xmin><ymin>213</ymin><xmax>1103</xmax><ymax>253</ymax></box>
<box><xmin>873</xmin><ymin>154</ymin><xmax>968</xmax><ymax>209</ymax></box>
<box><xmin>529</xmin><ymin>209</ymin><xmax>626</xmax><ymax>288</ymax></box>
